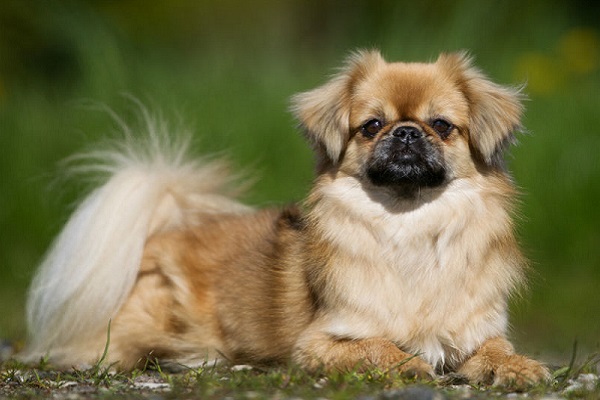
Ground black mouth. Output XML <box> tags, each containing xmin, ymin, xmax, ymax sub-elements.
<box><xmin>366</xmin><ymin>137</ymin><xmax>446</xmax><ymax>189</ymax></box>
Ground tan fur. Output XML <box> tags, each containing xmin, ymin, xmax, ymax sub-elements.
<box><xmin>24</xmin><ymin>51</ymin><xmax>549</xmax><ymax>388</ymax></box>
<box><xmin>458</xmin><ymin>337</ymin><xmax>551</xmax><ymax>388</ymax></box>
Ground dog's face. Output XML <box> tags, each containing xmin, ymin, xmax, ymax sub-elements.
<box><xmin>292</xmin><ymin>51</ymin><xmax>523</xmax><ymax>196</ymax></box>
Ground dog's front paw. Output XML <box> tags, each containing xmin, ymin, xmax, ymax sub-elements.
<box><xmin>395</xmin><ymin>356</ymin><xmax>435</xmax><ymax>380</ymax></box>
<box><xmin>457</xmin><ymin>337</ymin><xmax>550</xmax><ymax>391</ymax></box>
<box><xmin>492</xmin><ymin>354</ymin><xmax>551</xmax><ymax>390</ymax></box>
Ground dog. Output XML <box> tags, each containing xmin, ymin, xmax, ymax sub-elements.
<box><xmin>22</xmin><ymin>50</ymin><xmax>550</xmax><ymax>388</ymax></box>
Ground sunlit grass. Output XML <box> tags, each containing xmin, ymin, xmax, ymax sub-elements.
<box><xmin>1</xmin><ymin>353</ymin><xmax>599</xmax><ymax>399</ymax></box>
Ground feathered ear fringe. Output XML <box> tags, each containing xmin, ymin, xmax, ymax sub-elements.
<box><xmin>290</xmin><ymin>50</ymin><xmax>385</xmax><ymax>168</ymax></box>
<box><xmin>437</xmin><ymin>52</ymin><xmax>526</xmax><ymax>167</ymax></box>
<box><xmin>22</xmin><ymin>106</ymin><xmax>251</xmax><ymax>363</ymax></box>
<box><xmin>291</xmin><ymin>51</ymin><xmax>524</xmax><ymax>170</ymax></box>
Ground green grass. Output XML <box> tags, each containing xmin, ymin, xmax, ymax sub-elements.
<box><xmin>1</xmin><ymin>354</ymin><xmax>599</xmax><ymax>400</ymax></box>
<box><xmin>0</xmin><ymin>0</ymin><xmax>599</xmax><ymax>368</ymax></box>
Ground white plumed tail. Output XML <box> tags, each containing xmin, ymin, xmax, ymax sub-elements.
<box><xmin>22</xmin><ymin>115</ymin><xmax>250</xmax><ymax>362</ymax></box>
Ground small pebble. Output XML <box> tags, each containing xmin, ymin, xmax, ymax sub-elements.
<box><xmin>231</xmin><ymin>364</ymin><xmax>254</xmax><ymax>372</ymax></box>
<box><xmin>134</xmin><ymin>381</ymin><xmax>171</xmax><ymax>391</ymax></box>
<box><xmin>564</xmin><ymin>373</ymin><xmax>599</xmax><ymax>393</ymax></box>
<box><xmin>313</xmin><ymin>377</ymin><xmax>328</xmax><ymax>389</ymax></box>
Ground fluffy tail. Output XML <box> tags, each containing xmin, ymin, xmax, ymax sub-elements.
<box><xmin>22</xmin><ymin>116</ymin><xmax>250</xmax><ymax>363</ymax></box>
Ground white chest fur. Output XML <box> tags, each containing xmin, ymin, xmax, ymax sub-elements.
<box><xmin>312</xmin><ymin>176</ymin><xmax>520</xmax><ymax>367</ymax></box>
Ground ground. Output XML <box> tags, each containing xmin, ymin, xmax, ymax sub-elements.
<box><xmin>1</xmin><ymin>343</ymin><xmax>598</xmax><ymax>400</ymax></box>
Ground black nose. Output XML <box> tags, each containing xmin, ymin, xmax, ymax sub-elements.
<box><xmin>392</xmin><ymin>126</ymin><xmax>422</xmax><ymax>144</ymax></box>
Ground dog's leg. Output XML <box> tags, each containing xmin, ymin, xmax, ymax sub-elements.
<box><xmin>458</xmin><ymin>337</ymin><xmax>550</xmax><ymax>389</ymax></box>
<box><xmin>293</xmin><ymin>328</ymin><xmax>434</xmax><ymax>378</ymax></box>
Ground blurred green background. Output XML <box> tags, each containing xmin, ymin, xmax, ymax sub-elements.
<box><xmin>1</xmin><ymin>0</ymin><xmax>598</xmax><ymax>363</ymax></box>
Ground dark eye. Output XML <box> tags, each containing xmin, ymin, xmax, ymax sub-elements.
<box><xmin>361</xmin><ymin>119</ymin><xmax>383</xmax><ymax>138</ymax></box>
<box><xmin>431</xmin><ymin>119</ymin><xmax>453</xmax><ymax>138</ymax></box>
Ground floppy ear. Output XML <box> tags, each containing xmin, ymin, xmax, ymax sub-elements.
<box><xmin>438</xmin><ymin>52</ymin><xmax>525</xmax><ymax>167</ymax></box>
<box><xmin>290</xmin><ymin>50</ymin><xmax>385</xmax><ymax>166</ymax></box>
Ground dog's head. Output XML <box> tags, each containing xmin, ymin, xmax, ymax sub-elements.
<box><xmin>291</xmin><ymin>51</ymin><xmax>523</xmax><ymax>195</ymax></box>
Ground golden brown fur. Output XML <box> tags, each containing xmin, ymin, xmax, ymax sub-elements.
<box><xmin>22</xmin><ymin>51</ymin><xmax>550</xmax><ymax>389</ymax></box>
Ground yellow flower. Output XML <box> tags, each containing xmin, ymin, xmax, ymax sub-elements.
<box><xmin>514</xmin><ymin>53</ymin><xmax>565</xmax><ymax>95</ymax></box>
<box><xmin>558</xmin><ymin>28</ymin><xmax>600</xmax><ymax>75</ymax></box>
